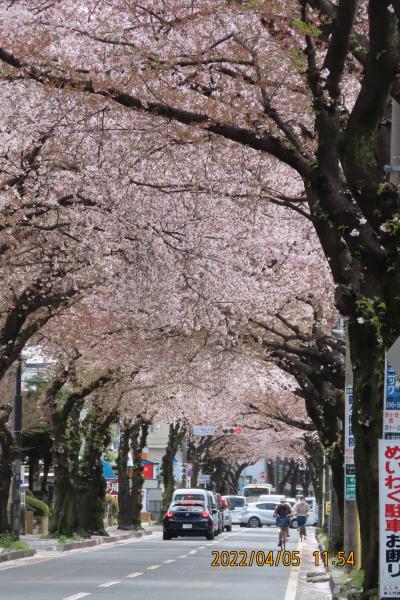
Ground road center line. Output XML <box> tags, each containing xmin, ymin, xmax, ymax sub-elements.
<box><xmin>147</xmin><ymin>564</ymin><xmax>161</xmax><ymax>570</ymax></box>
<box><xmin>62</xmin><ymin>594</ymin><xmax>91</xmax><ymax>600</ymax></box>
<box><xmin>98</xmin><ymin>581</ymin><xmax>120</xmax><ymax>588</ymax></box>
<box><xmin>163</xmin><ymin>559</ymin><xmax>176</xmax><ymax>564</ymax></box>
<box><xmin>198</xmin><ymin>546</ymin><xmax>206</xmax><ymax>549</ymax></box>
<box><xmin>178</xmin><ymin>554</ymin><xmax>187</xmax><ymax>558</ymax></box>
<box><xmin>188</xmin><ymin>550</ymin><xmax>197</xmax><ymax>554</ymax></box>
<box><xmin>126</xmin><ymin>572</ymin><xmax>143</xmax><ymax>578</ymax></box>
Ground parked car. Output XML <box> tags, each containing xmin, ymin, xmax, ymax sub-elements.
<box><xmin>163</xmin><ymin>500</ymin><xmax>214</xmax><ymax>540</ymax></box>
<box><xmin>239</xmin><ymin>500</ymin><xmax>281</xmax><ymax>528</ymax></box>
<box><xmin>221</xmin><ymin>497</ymin><xmax>232</xmax><ymax>531</ymax></box>
<box><xmin>171</xmin><ymin>488</ymin><xmax>220</xmax><ymax>535</ymax></box>
<box><xmin>223</xmin><ymin>495</ymin><xmax>246</xmax><ymax>524</ymax></box>
<box><xmin>207</xmin><ymin>490</ymin><xmax>223</xmax><ymax>534</ymax></box>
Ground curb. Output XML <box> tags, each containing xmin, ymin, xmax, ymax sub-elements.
<box><xmin>316</xmin><ymin>535</ymin><xmax>344</xmax><ymax>599</ymax></box>
<box><xmin>58</xmin><ymin>529</ymin><xmax>151</xmax><ymax>552</ymax></box>
<box><xmin>0</xmin><ymin>549</ymin><xmax>36</xmax><ymax>563</ymax></box>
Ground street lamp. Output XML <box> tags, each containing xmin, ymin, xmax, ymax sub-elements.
<box><xmin>10</xmin><ymin>360</ymin><xmax>22</xmax><ymax>540</ymax></box>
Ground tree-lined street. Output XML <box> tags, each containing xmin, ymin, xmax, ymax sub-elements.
<box><xmin>0</xmin><ymin>527</ymin><xmax>329</xmax><ymax>600</ymax></box>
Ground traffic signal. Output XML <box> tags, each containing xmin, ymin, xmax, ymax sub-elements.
<box><xmin>222</xmin><ymin>425</ymin><xmax>242</xmax><ymax>435</ymax></box>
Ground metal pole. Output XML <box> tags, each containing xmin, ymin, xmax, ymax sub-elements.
<box><xmin>10</xmin><ymin>360</ymin><xmax>22</xmax><ymax>540</ymax></box>
<box><xmin>181</xmin><ymin>438</ymin><xmax>187</xmax><ymax>488</ymax></box>
<box><xmin>390</xmin><ymin>100</ymin><xmax>400</xmax><ymax>186</ymax></box>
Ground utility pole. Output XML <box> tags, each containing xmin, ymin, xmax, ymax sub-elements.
<box><xmin>181</xmin><ymin>438</ymin><xmax>188</xmax><ymax>488</ymax></box>
<box><xmin>343</xmin><ymin>327</ymin><xmax>361</xmax><ymax>566</ymax></box>
<box><xmin>390</xmin><ymin>100</ymin><xmax>400</xmax><ymax>185</ymax></box>
<box><xmin>10</xmin><ymin>360</ymin><xmax>22</xmax><ymax>540</ymax></box>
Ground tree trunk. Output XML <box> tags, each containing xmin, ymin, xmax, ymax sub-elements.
<box><xmin>50</xmin><ymin>405</ymin><xmax>81</xmax><ymax>536</ymax></box>
<box><xmin>161</xmin><ymin>447</ymin><xmax>175</xmax><ymax>514</ymax></box>
<box><xmin>161</xmin><ymin>422</ymin><xmax>186</xmax><ymax>514</ymax></box>
<box><xmin>0</xmin><ymin>459</ymin><xmax>11</xmax><ymax>533</ymax></box>
<box><xmin>77</xmin><ymin>406</ymin><xmax>116</xmax><ymax>535</ymax></box>
<box><xmin>191</xmin><ymin>461</ymin><xmax>200</xmax><ymax>488</ymax></box>
<box><xmin>0</xmin><ymin>409</ymin><xmax>13</xmax><ymax>533</ymax></box>
<box><xmin>50</xmin><ymin>449</ymin><xmax>75</xmax><ymax>536</ymax></box>
<box><xmin>130</xmin><ymin>419</ymin><xmax>149</xmax><ymax>529</ymax></box>
<box><xmin>278</xmin><ymin>461</ymin><xmax>293</xmax><ymax>494</ymax></box>
<box><xmin>290</xmin><ymin>464</ymin><xmax>299</xmax><ymax>497</ymax></box>
<box><xmin>329</xmin><ymin>440</ymin><xmax>344</xmax><ymax>550</ymax></box>
<box><xmin>117</xmin><ymin>423</ymin><xmax>132</xmax><ymax>530</ymax></box>
<box><xmin>349</xmin><ymin>321</ymin><xmax>384</xmax><ymax>594</ymax></box>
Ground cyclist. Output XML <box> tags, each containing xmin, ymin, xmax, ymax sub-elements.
<box><xmin>293</xmin><ymin>496</ymin><xmax>309</xmax><ymax>540</ymax></box>
<box><xmin>274</xmin><ymin>498</ymin><xmax>292</xmax><ymax>548</ymax></box>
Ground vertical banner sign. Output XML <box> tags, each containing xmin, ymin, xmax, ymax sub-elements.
<box><xmin>379</xmin><ymin>440</ymin><xmax>400</xmax><ymax>598</ymax></box>
<box><xmin>345</xmin><ymin>384</ymin><xmax>356</xmax><ymax>501</ymax></box>
<box><xmin>384</xmin><ymin>356</ymin><xmax>400</xmax><ymax>440</ymax></box>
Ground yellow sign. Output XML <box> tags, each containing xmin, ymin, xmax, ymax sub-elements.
<box><xmin>325</xmin><ymin>501</ymin><xmax>331</xmax><ymax>516</ymax></box>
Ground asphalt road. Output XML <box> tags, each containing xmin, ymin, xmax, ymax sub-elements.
<box><xmin>0</xmin><ymin>526</ymin><xmax>329</xmax><ymax>600</ymax></box>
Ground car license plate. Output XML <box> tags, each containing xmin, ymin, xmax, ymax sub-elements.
<box><xmin>182</xmin><ymin>524</ymin><xmax>192</xmax><ymax>529</ymax></box>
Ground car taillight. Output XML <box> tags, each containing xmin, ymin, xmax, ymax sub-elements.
<box><xmin>166</xmin><ymin>511</ymin><xmax>173</xmax><ymax>518</ymax></box>
<box><xmin>202</xmin><ymin>512</ymin><xmax>209</xmax><ymax>518</ymax></box>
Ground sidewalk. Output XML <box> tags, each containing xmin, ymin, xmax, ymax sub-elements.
<box><xmin>18</xmin><ymin>523</ymin><xmax>158</xmax><ymax>554</ymax></box>
<box><xmin>296</xmin><ymin>529</ymin><xmax>332</xmax><ymax>600</ymax></box>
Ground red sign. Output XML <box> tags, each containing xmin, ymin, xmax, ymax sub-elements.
<box><xmin>106</xmin><ymin>479</ymin><xmax>118</xmax><ymax>496</ymax></box>
<box><xmin>142</xmin><ymin>463</ymin><xmax>154</xmax><ymax>479</ymax></box>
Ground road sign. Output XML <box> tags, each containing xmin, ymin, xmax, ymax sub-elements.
<box><xmin>187</xmin><ymin>469</ymin><xmax>193</xmax><ymax>477</ymax></box>
<box><xmin>345</xmin><ymin>385</ymin><xmax>355</xmax><ymax>465</ymax></box>
<box><xmin>193</xmin><ymin>426</ymin><xmax>215</xmax><ymax>436</ymax></box>
<box><xmin>379</xmin><ymin>440</ymin><xmax>400</xmax><ymax>598</ymax></box>
<box><xmin>384</xmin><ymin>357</ymin><xmax>400</xmax><ymax>439</ymax></box>
<box><xmin>388</xmin><ymin>337</ymin><xmax>400</xmax><ymax>377</ymax></box>
<box><xmin>259</xmin><ymin>471</ymin><xmax>266</xmax><ymax>478</ymax></box>
<box><xmin>345</xmin><ymin>465</ymin><xmax>356</xmax><ymax>501</ymax></box>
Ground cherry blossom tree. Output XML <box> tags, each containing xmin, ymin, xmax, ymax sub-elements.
<box><xmin>1</xmin><ymin>2</ymin><xmax>395</xmax><ymax>588</ymax></box>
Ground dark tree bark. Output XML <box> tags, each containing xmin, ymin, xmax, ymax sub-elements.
<box><xmin>77</xmin><ymin>405</ymin><xmax>118</xmax><ymax>535</ymax></box>
<box><xmin>161</xmin><ymin>422</ymin><xmax>186</xmax><ymax>514</ymax></box>
<box><xmin>0</xmin><ymin>406</ymin><xmax>14</xmax><ymax>533</ymax></box>
<box><xmin>43</xmin><ymin>365</ymin><xmax>115</xmax><ymax>536</ymax></box>
<box><xmin>117</xmin><ymin>416</ymin><xmax>149</xmax><ymax>530</ymax></box>
<box><xmin>117</xmin><ymin>422</ymin><xmax>132</xmax><ymax>530</ymax></box>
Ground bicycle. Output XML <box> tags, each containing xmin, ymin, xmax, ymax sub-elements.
<box><xmin>296</xmin><ymin>515</ymin><xmax>307</xmax><ymax>542</ymax></box>
<box><xmin>275</xmin><ymin>515</ymin><xmax>290</xmax><ymax>549</ymax></box>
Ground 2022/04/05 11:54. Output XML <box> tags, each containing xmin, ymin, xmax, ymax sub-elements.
<box><xmin>313</xmin><ymin>551</ymin><xmax>355</xmax><ymax>567</ymax></box>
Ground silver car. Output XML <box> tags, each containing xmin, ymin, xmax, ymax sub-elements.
<box><xmin>239</xmin><ymin>500</ymin><xmax>280</xmax><ymax>528</ymax></box>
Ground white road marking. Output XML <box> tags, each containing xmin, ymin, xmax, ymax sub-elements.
<box><xmin>147</xmin><ymin>564</ymin><xmax>161</xmax><ymax>570</ymax></box>
<box><xmin>98</xmin><ymin>581</ymin><xmax>120</xmax><ymax>588</ymax></box>
<box><xmin>62</xmin><ymin>594</ymin><xmax>91</xmax><ymax>600</ymax></box>
<box><xmin>198</xmin><ymin>546</ymin><xmax>206</xmax><ymax>549</ymax></box>
<box><xmin>188</xmin><ymin>550</ymin><xmax>197</xmax><ymax>555</ymax></box>
<box><xmin>126</xmin><ymin>572</ymin><xmax>143</xmax><ymax>578</ymax></box>
<box><xmin>284</xmin><ymin>544</ymin><xmax>303</xmax><ymax>600</ymax></box>
<box><xmin>178</xmin><ymin>554</ymin><xmax>187</xmax><ymax>558</ymax></box>
<box><xmin>163</xmin><ymin>559</ymin><xmax>176</xmax><ymax>564</ymax></box>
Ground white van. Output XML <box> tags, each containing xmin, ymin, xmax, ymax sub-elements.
<box><xmin>171</xmin><ymin>488</ymin><xmax>220</xmax><ymax>534</ymax></box>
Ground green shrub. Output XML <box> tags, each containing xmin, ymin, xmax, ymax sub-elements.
<box><xmin>25</xmin><ymin>495</ymin><xmax>49</xmax><ymax>517</ymax></box>
<box><xmin>0</xmin><ymin>533</ymin><xmax>30</xmax><ymax>551</ymax></box>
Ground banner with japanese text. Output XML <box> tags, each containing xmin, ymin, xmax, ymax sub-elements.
<box><xmin>379</xmin><ymin>440</ymin><xmax>400</xmax><ymax>598</ymax></box>
<box><xmin>384</xmin><ymin>358</ymin><xmax>400</xmax><ymax>439</ymax></box>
